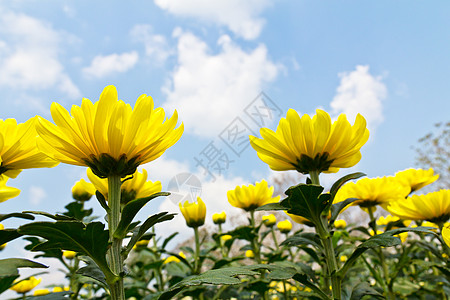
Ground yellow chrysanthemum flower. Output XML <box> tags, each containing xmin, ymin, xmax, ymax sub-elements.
<box><xmin>245</xmin><ymin>250</ymin><xmax>255</xmax><ymax>258</ymax></box>
<box><xmin>277</xmin><ymin>219</ymin><xmax>293</xmax><ymax>233</ymax></box>
<box><xmin>333</xmin><ymin>177</ymin><xmax>410</xmax><ymax>210</ymax></box>
<box><xmin>212</xmin><ymin>211</ymin><xmax>226</xmax><ymax>225</ymax></box>
<box><xmin>0</xmin><ymin>177</ymin><xmax>20</xmax><ymax>203</ymax></box>
<box><xmin>334</xmin><ymin>219</ymin><xmax>347</xmax><ymax>229</ymax></box>
<box><xmin>220</xmin><ymin>234</ymin><xmax>232</xmax><ymax>242</ymax></box>
<box><xmin>249</xmin><ymin>109</ymin><xmax>369</xmax><ymax>174</ymax></box>
<box><xmin>164</xmin><ymin>251</ymin><xmax>186</xmax><ymax>264</ymax></box>
<box><xmin>179</xmin><ymin>197</ymin><xmax>207</xmax><ymax>228</ymax></box>
<box><xmin>227</xmin><ymin>180</ymin><xmax>280</xmax><ymax>212</ymax></box>
<box><xmin>442</xmin><ymin>226</ymin><xmax>450</xmax><ymax>248</ymax></box>
<box><xmin>36</xmin><ymin>85</ymin><xmax>183</xmax><ymax>178</ymax></box>
<box><xmin>86</xmin><ymin>168</ymin><xmax>162</xmax><ymax>204</ymax></box>
<box><xmin>71</xmin><ymin>179</ymin><xmax>94</xmax><ymax>201</ymax></box>
<box><xmin>395</xmin><ymin>168</ymin><xmax>439</xmax><ymax>194</ymax></box>
<box><xmin>387</xmin><ymin>190</ymin><xmax>450</xmax><ymax>224</ymax></box>
<box><xmin>63</xmin><ymin>250</ymin><xmax>77</xmax><ymax>260</ymax></box>
<box><xmin>33</xmin><ymin>289</ymin><xmax>50</xmax><ymax>296</ymax></box>
<box><xmin>0</xmin><ymin>117</ymin><xmax>58</xmax><ymax>179</ymax></box>
<box><xmin>262</xmin><ymin>214</ymin><xmax>277</xmax><ymax>227</ymax></box>
<box><xmin>340</xmin><ymin>255</ymin><xmax>348</xmax><ymax>262</ymax></box>
<box><xmin>10</xmin><ymin>276</ymin><xmax>41</xmax><ymax>294</ymax></box>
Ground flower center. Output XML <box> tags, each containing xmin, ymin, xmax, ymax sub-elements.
<box><xmin>294</xmin><ymin>153</ymin><xmax>335</xmax><ymax>174</ymax></box>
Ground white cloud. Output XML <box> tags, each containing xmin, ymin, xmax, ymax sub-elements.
<box><xmin>163</xmin><ymin>31</ymin><xmax>281</xmax><ymax>138</ymax></box>
<box><xmin>330</xmin><ymin>65</ymin><xmax>387</xmax><ymax>132</ymax></box>
<box><xmin>130</xmin><ymin>24</ymin><xmax>172</xmax><ymax>64</ymax></box>
<box><xmin>29</xmin><ymin>186</ymin><xmax>47</xmax><ymax>206</ymax></box>
<box><xmin>0</xmin><ymin>10</ymin><xmax>81</xmax><ymax>98</ymax></box>
<box><xmin>82</xmin><ymin>51</ymin><xmax>139</xmax><ymax>78</ymax></box>
<box><xmin>154</xmin><ymin>0</ymin><xmax>271</xmax><ymax>40</ymax></box>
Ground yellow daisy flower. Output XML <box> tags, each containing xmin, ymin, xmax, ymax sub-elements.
<box><xmin>212</xmin><ymin>211</ymin><xmax>226</xmax><ymax>225</ymax></box>
<box><xmin>10</xmin><ymin>276</ymin><xmax>41</xmax><ymax>294</ymax></box>
<box><xmin>179</xmin><ymin>197</ymin><xmax>207</xmax><ymax>228</ymax></box>
<box><xmin>86</xmin><ymin>168</ymin><xmax>162</xmax><ymax>204</ymax></box>
<box><xmin>395</xmin><ymin>168</ymin><xmax>439</xmax><ymax>194</ymax></box>
<box><xmin>277</xmin><ymin>219</ymin><xmax>293</xmax><ymax>233</ymax></box>
<box><xmin>36</xmin><ymin>85</ymin><xmax>183</xmax><ymax>178</ymax></box>
<box><xmin>227</xmin><ymin>180</ymin><xmax>280</xmax><ymax>212</ymax></box>
<box><xmin>249</xmin><ymin>109</ymin><xmax>369</xmax><ymax>174</ymax></box>
<box><xmin>333</xmin><ymin>177</ymin><xmax>410</xmax><ymax>211</ymax></box>
<box><xmin>71</xmin><ymin>178</ymin><xmax>94</xmax><ymax>201</ymax></box>
<box><xmin>0</xmin><ymin>117</ymin><xmax>58</xmax><ymax>178</ymax></box>
<box><xmin>387</xmin><ymin>190</ymin><xmax>450</xmax><ymax>224</ymax></box>
<box><xmin>0</xmin><ymin>177</ymin><xmax>20</xmax><ymax>203</ymax></box>
<box><xmin>262</xmin><ymin>214</ymin><xmax>277</xmax><ymax>227</ymax></box>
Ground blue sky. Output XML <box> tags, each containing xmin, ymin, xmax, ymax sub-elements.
<box><xmin>0</xmin><ymin>0</ymin><xmax>449</xmax><ymax>286</ymax></box>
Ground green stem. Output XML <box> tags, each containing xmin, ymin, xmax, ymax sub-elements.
<box><xmin>271</xmin><ymin>228</ymin><xmax>279</xmax><ymax>249</ymax></box>
<box><xmin>310</xmin><ymin>170</ymin><xmax>341</xmax><ymax>299</ymax></box>
<box><xmin>249</xmin><ymin>210</ymin><xmax>268</xmax><ymax>300</ymax></box>
<box><xmin>194</xmin><ymin>226</ymin><xmax>201</xmax><ymax>274</ymax></box>
<box><xmin>367</xmin><ymin>207</ymin><xmax>394</xmax><ymax>300</ymax></box>
<box><xmin>107</xmin><ymin>175</ymin><xmax>125</xmax><ymax>300</ymax></box>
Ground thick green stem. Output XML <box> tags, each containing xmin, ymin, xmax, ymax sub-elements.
<box><xmin>194</xmin><ymin>226</ymin><xmax>201</xmax><ymax>274</ymax></box>
<box><xmin>107</xmin><ymin>175</ymin><xmax>125</xmax><ymax>300</ymax></box>
<box><xmin>310</xmin><ymin>171</ymin><xmax>341</xmax><ymax>299</ymax></box>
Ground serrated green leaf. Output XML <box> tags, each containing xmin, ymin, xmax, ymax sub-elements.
<box><xmin>0</xmin><ymin>229</ymin><xmax>22</xmax><ymax>245</ymax></box>
<box><xmin>0</xmin><ymin>275</ymin><xmax>18</xmax><ymax>294</ymax></box>
<box><xmin>62</xmin><ymin>202</ymin><xmax>93</xmax><ymax>221</ymax></box>
<box><xmin>280</xmin><ymin>184</ymin><xmax>325</xmax><ymax>223</ymax></box>
<box><xmin>0</xmin><ymin>258</ymin><xmax>47</xmax><ymax>277</ymax></box>
<box><xmin>0</xmin><ymin>212</ymin><xmax>34</xmax><ymax>222</ymax></box>
<box><xmin>114</xmin><ymin>192</ymin><xmax>170</xmax><ymax>238</ymax></box>
<box><xmin>76</xmin><ymin>256</ymin><xmax>108</xmax><ymax>288</ymax></box>
<box><xmin>280</xmin><ymin>232</ymin><xmax>322</xmax><ymax>249</ymax></box>
<box><xmin>18</xmin><ymin>221</ymin><xmax>115</xmax><ymax>283</ymax></box>
<box><xmin>229</xmin><ymin>225</ymin><xmax>256</xmax><ymax>242</ymax></box>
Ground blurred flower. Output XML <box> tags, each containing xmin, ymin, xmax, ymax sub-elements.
<box><xmin>33</xmin><ymin>289</ymin><xmax>50</xmax><ymax>296</ymax></box>
<box><xmin>134</xmin><ymin>239</ymin><xmax>150</xmax><ymax>249</ymax></box>
<box><xmin>220</xmin><ymin>234</ymin><xmax>232</xmax><ymax>242</ymax></box>
<box><xmin>262</xmin><ymin>214</ymin><xmax>277</xmax><ymax>227</ymax></box>
<box><xmin>164</xmin><ymin>252</ymin><xmax>186</xmax><ymax>264</ymax></box>
<box><xmin>71</xmin><ymin>179</ymin><xmax>94</xmax><ymax>201</ymax></box>
<box><xmin>179</xmin><ymin>197</ymin><xmax>206</xmax><ymax>228</ymax></box>
<box><xmin>227</xmin><ymin>180</ymin><xmax>280</xmax><ymax>212</ymax></box>
<box><xmin>0</xmin><ymin>117</ymin><xmax>58</xmax><ymax>179</ymax></box>
<box><xmin>63</xmin><ymin>250</ymin><xmax>76</xmax><ymax>260</ymax></box>
<box><xmin>86</xmin><ymin>168</ymin><xmax>162</xmax><ymax>204</ymax></box>
<box><xmin>387</xmin><ymin>190</ymin><xmax>450</xmax><ymax>223</ymax></box>
<box><xmin>0</xmin><ymin>177</ymin><xmax>20</xmax><ymax>203</ymax></box>
<box><xmin>212</xmin><ymin>211</ymin><xmax>226</xmax><ymax>225</ymax></box>
<box><xmin>36</xmin><ymin>85</ymin><xmax>183</xmax><ymax>178</ymax></box>
<box><xmin>443</xmin><ymin>226</ymin><xmax>450</xmax><ymax>248</ymax></box>
<box><xmin>277</xmin><ymin>219</ymin><xmax>293</xmax><ymax>233</ymax></box>
<box><xmin>249</xmin><ymin>109</ymin><xmax>369</xmax><ymax>174</ymax></box>
<box><xmin>369</xmin><ymin>229</ymin><xmax>383</xmax><ymax>236</ymax></box>
<box><xmin>53</xmin><ymin>287</ymin><xmax>64</xmax><ymax>292</ymax></box>
<box><xmin>334</xmin><ymin>219</ymin><xmax>347</xmax><ymax>229</ymax></box>
<box><xmin>10</xmin><ymin>276</ymin><xmax>41</xmax><ymax>294</ymax></box>
<box><xmin>395</xmin><ymin>168</ymin><xmax>439</xmax><ymax>194</ymax></box>
<box><xmin>376</xmin><ymin>215</ymin><xmax>400</xmax><ymax>226</ymax></box>
<box><xmin>340</xmin><ymin>255</ymin><xmax>348</xmax><ymax>262</ymax></box>
<box><xmin>396</xmin><ymin>232</ymin><xmax>408</xmax><ymax>243</ymax></box>
<box><xmin>334</xmin><ymin>177</ymin><xmax>410</xmax><ymax>211</ymax></box>
<box><xmin>245</xmin><ymin>250</ymin><xmax>255</xmax><ymax>258</ymax></box>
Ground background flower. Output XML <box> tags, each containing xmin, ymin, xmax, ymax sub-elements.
<box><xmin>227</xmin><ymin>180</ymin><xmax>280</xmax><ymax>211</ymax></box>
<box><xmin>179</xmin><ymin>197</ymin><xmax>207</xmax><ymax>228</ymax></box>
<box><xmin>395</xmin><ymin>168</ymin><xmax>439</xmax><ymax>194</ymax></box>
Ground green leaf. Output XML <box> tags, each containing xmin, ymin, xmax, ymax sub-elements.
<box><xmin>330</xmin><ymin>172</ymin><xmax>365</xmax><ymax>197</ymax></box>
<box><xmin>280</xmin><ymin>232</ymin><xmax>322</xmax><ymax>249</ymax></box>
<box><xmin>255</xmin><ymin>202</ymin><xmax>287</xmax><ymax>211</ymax></box>
<box><xmin>292</xmin><ymin>273</ymin><xmax>329</xmax><ymax>300</ymax></box>
<box><xmin>95</xmin><ymin>191</ymin><xmax>110</xmax><ymax>213</ymax></box>
<box><xmin>0</xmin><ymin>212</ymin><xmax>34</xmax><ymax>222</ymax></box>
<box><xmin>0</xmin><ymin>275</ymin><xmax>18</xmax><ymax>295</ymax></box>
<box><xmin>330</xmin><ymin>198</ymin><xmax>359</xmax><ymax>224</ymax></box>
<box><xmin>31</xmin><ymin>291</ymin><xmax>72</xmax><ymax>299</ymax></box>
<box><xmin>228</xmin><ymin>225</ymin><xmax>257</xmax><ymax>242</ymax></box>
<box><xmin>63</xmin><ymin>202</ymin><xmax>93</xmax><ymax>221</ymax></box>
<box><xmin>22</xmin><ymin>211</ymin><xmax>76</xmax><ymax>221</ymax></box>
<box><xmin>0</xmin><ymin>258</ymin><xmax>47</xmax><ymax>277</ymax></box>
<box><xmin>23</xmin><ymin>237</ymin><xmax>63</xmax><ymax>260</ymax></box>
<box><xmin>0</xmin><ymin>229</ymin><xmax>22</xmax><ymax>245</ymax></box>
<box><xmin>349</xmin><ymin>282</ymin><xmax>383</xmax><ymax>300</ymax></box>
<box><xmin>162</xmin><ymin>232</ymin><xmax>178</xmax><ymax>249</ymax></box>
<box><xmin>114</xmin><ymin>192</ymin><xmax>170</xmax><ymax>238</ymax></box>
<box><xmin>280</xmin><ymin>184</ymin><xmax>326</xmax><ymax>223</ymax></box>
<box><xmin>18</xmin><ymin>221</ymin><xmax>115</xmax><ymax>283</ymax></box>
<box><xmin>125</xmin><ymin>212</ymin><xmax>175</xmax><ymax>253</ymax></box>
<box><xmin>76</xmin><ymin>256</ymin><xmax>108</xmax><ymax>289</ymax></box>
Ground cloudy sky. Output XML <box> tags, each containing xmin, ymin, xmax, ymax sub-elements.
<box><xmin>0</xmin><ymin>0</ymin><xmax>449</xmax><ymax>286</ymax></box>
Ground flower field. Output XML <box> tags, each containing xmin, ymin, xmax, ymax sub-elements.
<box><xmin>0</xmin><ymin>85</ymin><xmax>449</xmax><ymax>300</ymax></box>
